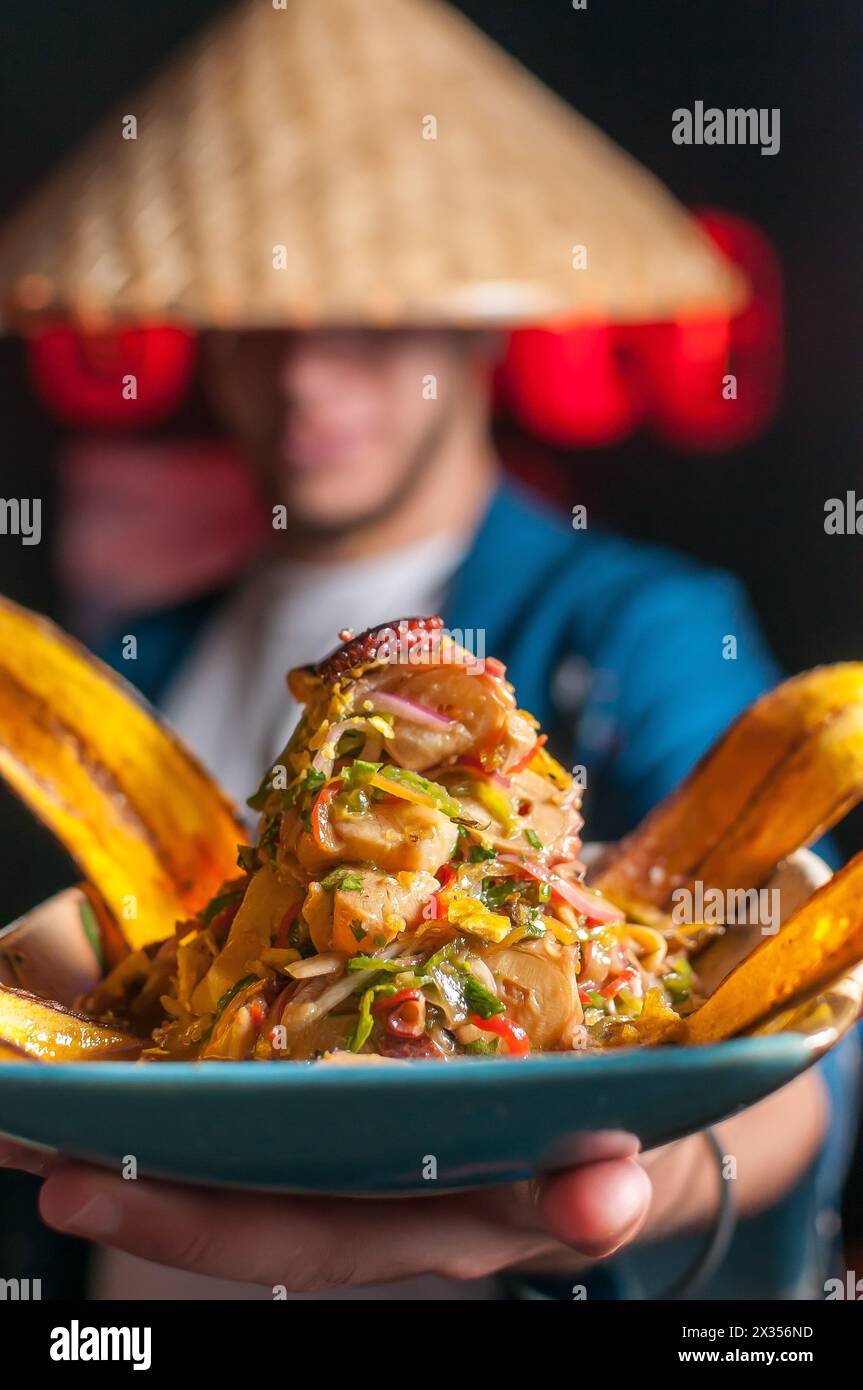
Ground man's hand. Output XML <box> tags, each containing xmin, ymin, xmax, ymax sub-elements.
<box><xmin>0</xmin><ymin>1138</ymin><xmax>651</xmax><ymax>1290</ymax></box>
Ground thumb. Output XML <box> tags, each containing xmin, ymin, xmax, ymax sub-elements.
<box><xmin>537</xmin><ymin>1157</ymin><xmax>652</xmax><ymax>1258</ymax></box>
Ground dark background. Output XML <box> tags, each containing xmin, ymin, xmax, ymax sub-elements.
<box><xmin>0</xmin><ymin>0</ymin><xmax>861</xmax><ymax>1287</ymax></box>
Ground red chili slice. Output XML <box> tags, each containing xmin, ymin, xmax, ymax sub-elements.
<box><xmin>373</xmin><ymin>988</ymin><xmax>426</xmax><ymax>1039</ymax></box>
<box><xmin>371</xmin><ymin>988</ymin><xmax>421</xmax><ymax>1015</ymax></box>
<box><xmin>507</xmin><ymin>734</ymin><xmax>548</xmax><ymax>776</ymax></box>
<box><xmin>274</xmin><ymin>902</ymin><xmax>301</xmax><ymax>949</ymax></box>
<box><xmin>600</xmin><ymin>965</ymin><xmax>638</xmax><ymax>1000</ymax></box>
<box><xmin>467</xmin><ymin>1013</ymin><xmax>531</xmax><ymax>1056</ymax></box>
<box><xmin>207</xmin><ymin>898</ymin><xmax>242</xmax><ymax>941</ymax></box>
<box><xmin>311</xmin><ymin>778</ymin><xmax>343</xmax><ymax>851</ymax></box>
<box><xmin>422</xmin><ymin>862</ymin><xmax>456</xmax><ymax>919</ymax></box>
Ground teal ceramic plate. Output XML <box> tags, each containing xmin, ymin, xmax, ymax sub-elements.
<box><xmin>0</xmin><ymin>884</ymin><xmax>860</xmax><ymax>1194</ymax></box>
<box><xmin>0</xmin><ymin>970</ymin><xmax>860</xmax><ymax>1194</ymax></box>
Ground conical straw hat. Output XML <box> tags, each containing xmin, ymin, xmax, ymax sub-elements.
<box><xmin>0</xmin><ymin>0</ymin><xmax>744</xmax><ymax>330</ymax></box>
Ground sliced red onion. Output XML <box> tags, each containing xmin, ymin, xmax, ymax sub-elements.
<box><xmin>497</xmin><ymin>854</ymin><xmax>623</xmax><ymax>925</ymax></box>
<box><xmin>371</xmin><ymin>690</ymin><xmax>454</xmax><ymax>729</ymax></box>
<box><xmin>311</xmin><ymin>717</ymin><xmax>388</xmax><ymax>774</ymax></box>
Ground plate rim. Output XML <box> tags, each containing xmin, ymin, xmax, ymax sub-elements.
<box><xmin>0</xmin><ymin>1028</ymin><xmax>818</xmax><ymax>1089</ymax></box>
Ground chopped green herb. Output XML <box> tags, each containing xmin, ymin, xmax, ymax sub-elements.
<box><xmin>479</xmin><ymin>875</ymin><xmax>516</xmax><ymax>909</ymax></box>
<box><xmin>277</xmin><ymin>766</ymin><xmax>327</xmax><ymax>814</ymax></box>
<box><xmin>347</xmin><ymin>956</ymin><xmax>406</xmax><ymax>973</ymax></box>
<box><xmin>290</xmin><ymin>917</ymin><xmax>309</xmax><ymax>950</ymax></box>
<box><xmin>469</xmin><ymin>843</ymin><xmax>497</xmax><ymax>863</ymax></box>
<box><xmin>423</xmin><ymin>938</ymin><xmax>462</xmax><ymax>973</ymax></box>
<box><xmin>664</xmin><ymin>958</ymin><xmax>693</xmax><ymax>1003</ymax></box>
<box><xmin>462</xmin><ymin>1036</ymin><xmax>499</xmax><ymax>1055</ymax></box>
<box><xmin>213</xmin><ymin>974</ymin><xmax>258</xmax><ymax>1020</ymax></box>
<box><xmin>425</xmin><ymin>941</ymin><xmax>505</xmax><ymax>1022</ymax></box>
<box><xmin>299</xmin><ymin>767</ymin><xmax>326</xmax><ymax>797</ymax></box>
<box><xmin>519</xmin><ymin>917</ymin><xmax>546</xmax><ymax>939</ymax></box>
<box><xmin>318</xmin><ymin>866</ymin><xmax>365</xmax><ymax>893</ymax></box>
<box><xmin>198</xmin><ymin>884</ymin><xmax>245</xmax><ymax>926</ymax></box>
<box><xmin>78</xmin><ymin>898</ymin><xmax>104</xmax><ymax>971</ymax></box>
<box><xmin>375</xmin><ymin>765</ymin><xmax>462</xmax><ymax>819</ymax></box>
<box><xmin>341</xmin><ymin>788</ymin><xmax>370</xmax><ymax>816</ymax></box>
<box><xmin>524</xmin><ymin>828</ymin><xmax>543</xmax><ymax>850</ymax></box>
<box><xmin>351</xmin><ymin>921</ymin><xmax>366</xmax><ymax>942</ymax></box>
<box><xmin>246</xmin><ymin>771</ymin><xmax>274</xmax><ymax>814</ymax></box>
<box><xmin>345</xmin><ymin>987</ymin><xmax>377</xmax><ymax>1051</ymax></box>
<box><xmin>334</xmin><ymin>726</ymin><xmax>367</xmax><ymax>760</ymax></box>
<box><xmin>341</xmin><ymin>759</ymin><xmax>382</xmax><ymax>790</ymax></box>
<box><xmin>457</xmin><ymin>963</ymin><xmax>505</xmax><ymax>1019</ymax></box>
<box><xmin>451</xmin><ymin>825</ymin><xmax>470</xmax><ymax>859</ymax></box>
<box><xmin>257</xmin><ymin>815</ymin><xmax>281</xmax><ymax>865</ymax></box>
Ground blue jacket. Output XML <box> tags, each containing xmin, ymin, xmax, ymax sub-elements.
<box><xmin>99</xmin><ymin>479</ymin><xmax>859</xmax><ymax>1300</ymax></box>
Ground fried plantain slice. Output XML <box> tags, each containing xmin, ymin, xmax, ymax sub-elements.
<box><xmin>686</xmin><ymin>851</ymin><xmax>863</xmax><ymax>1043</ymax></box>
<box><xmin>0</xmin><ymin>597</ymin><xmax>244</xmax><ymax>948</ymax></box>
<box><xmin>0</xmin><ymin>983</ymin><xmax>142</xmax><ymax>1060</ymax></box>
<box><xmin>592</xmin><ymin>664</ymin><xmax>863</xmax><ymax>923</ymax></box>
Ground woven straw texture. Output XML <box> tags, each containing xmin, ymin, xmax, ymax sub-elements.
<box><xmin>0</xmin><ymin>0</ymin><xmax>744</xmax><ymax>329</ymax></box>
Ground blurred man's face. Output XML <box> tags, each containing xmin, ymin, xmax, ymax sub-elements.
<box><xmin>204</xmin><ymin>328</ymin><xmax>492</xmax><ymax>536</ymax></box>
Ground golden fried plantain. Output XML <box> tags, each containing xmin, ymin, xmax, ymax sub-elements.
<box><xmin>0</xmin><ymin>597</ymin><xmax>244</xmax><ymax>948</ymax></box>
<box><xmin>593</xmin><ymin>664</ymin><xmax>863</xmax><ymax>922</ymax></box>
<box><xmin>0</xmin><ymin>983</ymin><xmax>142</xmax><ymax>1061</ymax></box>
<box><xmin>686</xmin><ymin>851</ymin><xmax>863</xmax><ymax>1043</ymax></box>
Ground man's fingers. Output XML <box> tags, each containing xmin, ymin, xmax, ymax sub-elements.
<box><xmin>38</xmin><ymin>1164</ymin><xmax>553</xmax><ymax>1288</ymax></box>
<box><xmin>37</xmin><ymin>1155</ymin><xmax>652</xmax><ymax>1290</ymax></box>
<box><xmin>0</xmin><ymin>1136</ymin><xmax>57</xmax><ymax>1177</ymax></box>
<box><xmin>538</xmin><ymin>1158</ymin><xmax>652</xmax><ymax>1258</ymax></box>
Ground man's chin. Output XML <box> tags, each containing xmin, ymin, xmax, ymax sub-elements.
<box><xmin>272</xmin><ymin>480</ymin><xmax>408</xmax><ymax>542</ymax></box>
<box><xmin>265</xmin><ymin>420</ymin><xmax>446</xmax><ymax>542</ymax></box>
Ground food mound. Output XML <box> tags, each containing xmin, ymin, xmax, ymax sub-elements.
<box><xmin>88</xmin><ymin>617</ymin><xmax>694</xmax><ymax>1061</ymax></box>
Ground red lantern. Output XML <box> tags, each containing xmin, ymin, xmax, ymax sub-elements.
<box><xmin>26</xmin><ymin>325</ymin><xmax>196</xmax><ymax>429</ymax></box>
<box><xmin>639</xmin><ymin>211</ymin><xmax>782</xmax><ymax>450</ymax></box>
<box><xmin>497</xmin><ymin>324</ymin><xmax>644</xmax><ymax>448</ymax></box>
<box><xmin>497</xmin><ymin>210</ymin><xmax>782</xmax><ymax>452</ymax></box>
